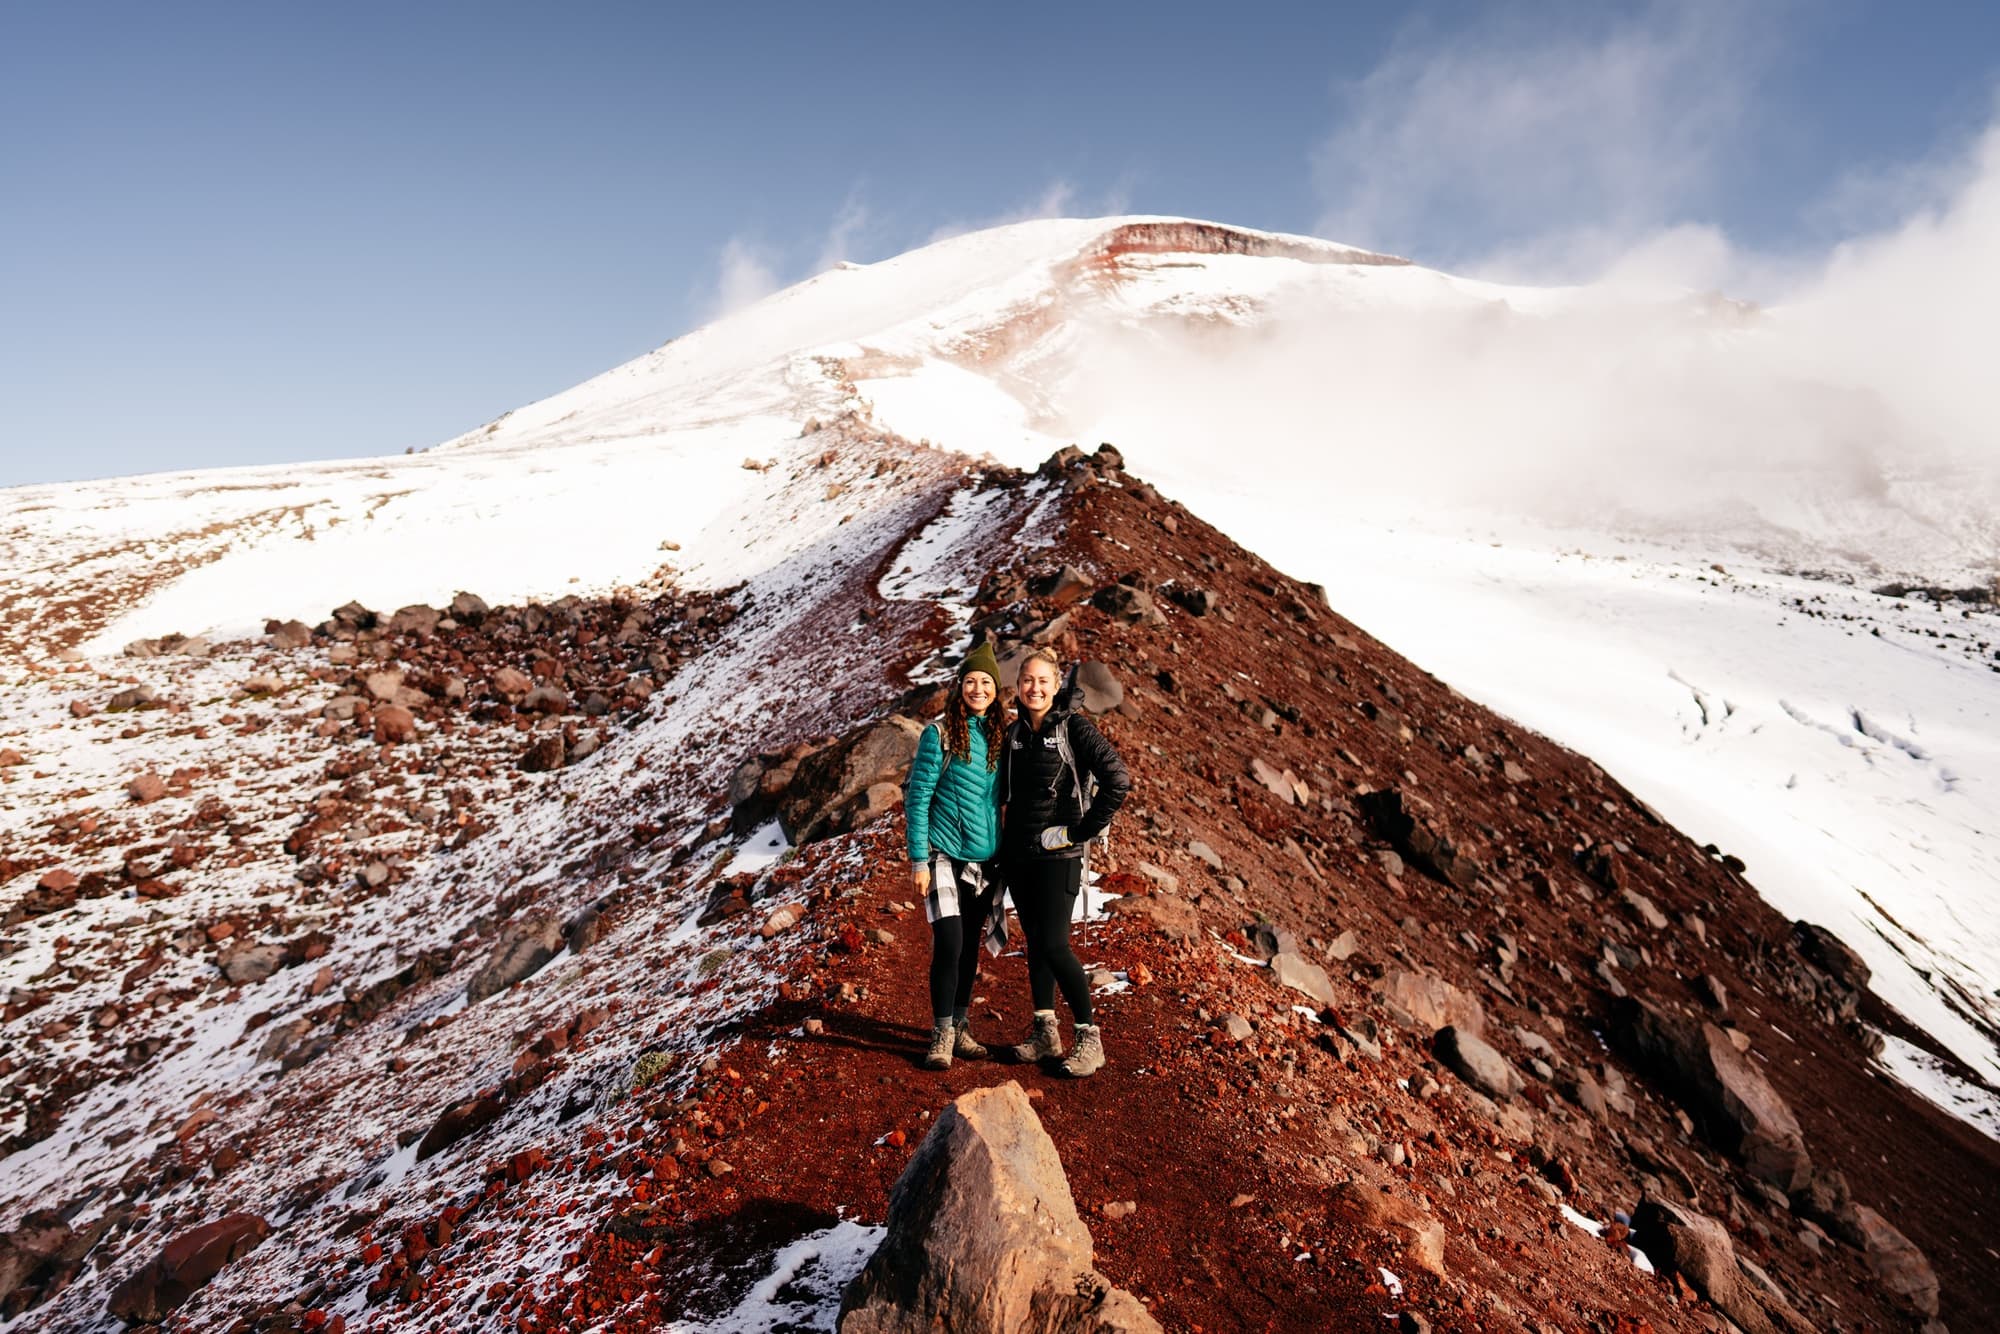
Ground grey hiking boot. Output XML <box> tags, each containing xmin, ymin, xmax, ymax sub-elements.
<box><xmin>923</xmin><ymin>1022</ymin><xmax>955</xmax><ymax>1070</ymax></box>
<box><xmin>1007</xmin><ymin>1010</ymin><xmax>1063</xmax><ymax>1063</ymax></box>
<box><xmin>1061</xmin><ymin>1023</ymin><xmax>1105</xmax><ymax>1078</ymax></box>
<box><xmin>953</xmin><ymin>1024</ymin><xmax>989</xmax><ymax>1060</ymax></box>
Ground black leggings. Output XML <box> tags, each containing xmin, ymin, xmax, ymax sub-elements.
<box><xmin>1008</xmin><ymin>856</ymin><xmax>1093</xmax><ymax>1025</ymax></box>
<box><xmin>928</xmin><ymin>860</ymin><xmax>999</xmax><ymax>1021</ymax></box>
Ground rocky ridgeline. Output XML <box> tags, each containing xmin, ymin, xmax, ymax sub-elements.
<box><xmin>0</xmin><ymin>444</ymin><xmax>1989</xmax><ymax>1331</ymax></box>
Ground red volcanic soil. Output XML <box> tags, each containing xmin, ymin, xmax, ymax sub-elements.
<box><xmin>530</xmin><ymin>452</ymin><xmax>1998</xmax><ymax>1332</ymax></box>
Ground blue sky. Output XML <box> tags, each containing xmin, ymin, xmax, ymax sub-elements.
<box><xmin>2</xmin><ymin>1</ymin><xmax>1996</xmax><ymax>486</ymax></box>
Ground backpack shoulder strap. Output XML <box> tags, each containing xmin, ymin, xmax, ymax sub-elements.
<box><xmin>1052</xmin><ymin>717</ymin><xmax>1088</xmax><ymax>810</ymax></box>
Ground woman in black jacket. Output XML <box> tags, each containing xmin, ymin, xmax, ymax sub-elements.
<box><xmin>999</xmin><ymin>646</ymin><xmax>1130</xmax><ymax>1077</ymax></box>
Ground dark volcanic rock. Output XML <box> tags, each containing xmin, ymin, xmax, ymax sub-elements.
<box><xmin>838</xmin><ymin>1081</ymin><xmax>1159</xmax><ymax>1333</ymax></box>
<box><xmin>1089</xmin><ymin>584</ymin><xmax>1163</xmax><ymax>626</ymax></box>
<box><xmin>1357</xmin><ymin>788</ymin><xmax>1480</xmax><ymax>890</ymax></box>
<box><xmin>467</xmin><ymin>913</ymin><xmax>564</xmax><ymax>1002</ymax></box>
<box><xmin>520</xmin><ymin>733</ymin><xmax>566</xmax><ymax>773</ymax></box>
<box><xmin>416</xmin><ymin>1094</ymin><xmax>505</xmax><ymax>1163</ymax></box>
<box><xmin>106</xmin><ymin>1213</ymin><xmax>269</xmax><ymax>1323</ymax></box>
<box><xmin>1611</xmin><ymin>999</ymin><xmax>1812</xmax><ymax>1191</ymax></box>
<box><xmin>1792</xmin><ymin>921</ymin><xmax>1870</xmax><ymax>992</ymax></box>
<box><xmin>779</xmin><ymin>716</ymin><xmax>922</xmax><ymax>844</ymax></box>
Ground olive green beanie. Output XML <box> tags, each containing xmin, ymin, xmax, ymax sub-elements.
<box><xmin>959</xmin><ymin>640</ymin><xmax>1002</xmax><ymax>684</ymax></box>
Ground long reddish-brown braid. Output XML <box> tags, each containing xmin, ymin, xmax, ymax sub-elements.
<box><xmin>942</xmin><ymin>682</ymin><xmax>1007</xmax><ymax>771</ymax></box>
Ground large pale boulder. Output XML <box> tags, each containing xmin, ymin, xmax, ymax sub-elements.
<box><xmin>1843</xmin><ymin>1204</ymin><xmax>1939</xmax><ymax>1318</ymax></box>
<box><xmin>1630</xmin><ymin>1198</ymin><xmax>1812</xmax><ymax>1334</ymax></box>
<box><xmin>1612</xmin><ymin>999</ymin><xmax>1811</xmax><ymax>1191</ymax></box>
<box><xmin>1378</xmin><ymin>969</ymin><xmax>1485</xmax><ymax>1037</ymax></box>
<box><xmin>839</xmin><ymin>1081</ymin><xmax>1160</xmax><ymax>1333</ymax></box>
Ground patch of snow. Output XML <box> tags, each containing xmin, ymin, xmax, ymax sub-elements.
<box><xmin>724</xmin><ymin>819</ymin><xmax>791</xmax><ymax>877</ymax></box>
<box><xmin>1875</xmin><ymin>1032</ymin><xmax>2000</xmax><ymax>1142</ymax></box>
<box><xmin>663</xmin><ymin>1219</ymin><xmax>884</xmax><ymax>1333</ymax></box>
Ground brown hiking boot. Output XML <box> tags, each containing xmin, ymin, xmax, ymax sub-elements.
<box><xmin>1060</xmin><ymin>1023</ymin><xmax>1104</xmax><ymax>1077</ymax></box>
<box><xmin>1007</xmin><ymin>1010</ymin><xmax>1063</xmax><ymax>1063</ymax></box>
<box><xmin>953</xmin><ymin>1024</ymin><xmax>989</xmax><ymax>1060</ymax></box>
<box><xmin>923</xmin><ymin>1022</ymin><xmax>955</xmax><ymax>1070</ymax></box>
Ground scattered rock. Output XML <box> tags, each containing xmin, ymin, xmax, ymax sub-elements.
<box><xmin>1630</xmin><ymin>1198</ymin><xmax>1813</xmax><ymax>1334</ymax></box>
<box><xmin>388</xmin><ymin>604</ymin><xmax>439</xmax><ymax>637</ymax></box>
<box><xmin>1793</xmin><ymin>921</ymin><xmax>1870</xmax><ymax>992</ymax></box>
<box><xmin>372</xmin><ymin>704</ymin><xmax>418</xmax><ymax>744</ymax></box>
<box><xmin>1032</xmin><ymin>565</ymin><xmax>1094</xmax><ymax>606</ymax></box>
<box><xmin>1842</xmin><ymin>1203</ymin><xmax>1938</xmax><ymax>1318</ymax></box>
<box><xmin>1105</xmin><ymin>892</ymin><xmax>1199</xmax><ymax>943</ymax></box>
<box><xmin>1611</xmin><ymin>998</ymin><xmax>1811</xmax><ymax>1191</ymax></box>
<box><xmin>838</xmin><ymin>1081</ymin><xmax>1161</xmax><ymax>1333</ymax></box>
<box><xmin>1090</xmin><ymin>584</ymin><xmax>1163</xmax><ymax>626</ymax></box>
<box><xmin>107</xmin><ymin>685</ymin><xmax>158</xmax><ymax>712</ymax></box>
<box><xmin>1379</xmin><ymin>969</ymin><xmax>1485</xmax><ymax>1037</ymax></box>
<box><xmin>759</xmin><ymin>904</ymin><xmax>806</xmax><ymax>939</ymax></box>
<box><xmin>1187</xmin><ymin>840</ymin><xmax>1223</xmax><ymax>871</ymax></box>
<box><xmin>1326</xmin><ymin>1179</ymin><xmax>1447</xmax><ymax>1279</ymax></box>
<box><xmin>1621</xmin><ymin>888</ymin><xmax>1669</xmax><ymax>930</ymax></box>
<box><xmin>267</xmin><ymin>619</ymin><xmax>313</xmax><ymax>649</ymax></box>
<box><xmin>491</xmin><ymin>666</ymin><xmax>533</xmax><ymax>699</ymax></box>
<box><xmin>416</xmin><ymin>1094</ymin><xmax>505</xmax><ymax>1162</ymax></box>
<box><xmin>218</xmin><ymin>943</ymin><xmax>286</xmax><ymax>986</ymax></box>
<box><xmin>1075</xmin><ymin>661</ymin><xmax>1123</xmax><ymax>714</ymax></box>
<box><xmin>521</xmin><ymin>685</ymin><xmax>571</xmax><ymax>715</ymax></box>
<box><xmin>105</xmin><ymin>1213</ymin><xmax>270</xmax><ymax>1323</ymax></box>
<box><xmin>467</xmin><ymin>913</ymin><xmax>564</xmax><ymax>1002</ymax></box>
<box><xmin>779</xmin><ymin>716</ymin><xmax>922</xmax><ymax>844</ymax></box>
<box><xmin>1269</xmin><ymin>952</ymin><xmax>1336</xmax><ymax>1007</ymax></box>
<box><xmin>564</xmin><ymin>903</ymin><xmax>605</xmax><ymax>954</ymax></box>
<box><xmin>1435</xmin><ymin>1026</ymin><xmax>1523</xmax><ymax>1101</ymax></box>
<box><xmin>362</xmin><ymin>670</ymin><xmax>404</xmax><ymax>702</ymax></box>
<box><xmin>448</xmin><ymin>591</ymin><xmax>490</xmax><ymax>623</ymax></box>
<box><xmin>21</xmin><ymin>869</ymin><xmax>80</xmax><ymax>915</ymax></box>
<box><xmin>520</xmin><ymin>733</ymin><xmax>566</xmax><ymax>773</ymax></box>
<box><xmin>127</xmin><ymin>773</ymin><xmax>167</xmax><ymax>804</ymax></box>
<box><xmin>1248</xmin><ymin>757</ymin><xmax>1307</xmax><ymax>805</ymax></box>
<box><xmin>1358</xmin><ymin>788</ymin><xmax>1480</xmax><ymax>890</ymax></box>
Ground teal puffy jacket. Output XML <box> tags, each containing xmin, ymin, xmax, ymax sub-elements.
<box><xmin>904</xmin><ymin>720</ymin><xmax>1001</xmax><ymax>863</ymax></box>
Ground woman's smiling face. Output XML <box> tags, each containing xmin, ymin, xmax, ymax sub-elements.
<box><xmin>1016</xmin><ymin>657</ymin><xmax>1059</xmax><ymax>715</ymax></box>
<box><xmin>961</xmin><ymin>670</ymin><xmax>996</xmax><ymax>715</ymax></box>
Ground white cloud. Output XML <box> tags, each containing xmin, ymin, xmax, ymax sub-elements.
<box><xmin>706</xmin><ymin>237</ymin><xmax>781</xmax><ymax>319</ymax></box>
<box><xmin>926</xmin><ymin>179</ymin><xmax>1099</xmax><ymax>245</ymax></box>
<box><xmin>812</xmin><ymin>190</ymin><xmax>874</xmax><ymax>275</ymax></box>
<box><xmin>1314</xmin><ymin>3</ymin><xmax>1764</xmax><ymax>280</ymax></box>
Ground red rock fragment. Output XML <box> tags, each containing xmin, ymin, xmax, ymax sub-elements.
<box><xmin>372</xmin><ymin>704</ymin><xmax>418</xmax><ymax>744</ymax></box>
<box><xmin>105</xmin><ymin>1212</ymin><xmax>270</xmax><ymax>1323</ymax></box>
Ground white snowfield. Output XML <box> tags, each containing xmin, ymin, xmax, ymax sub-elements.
<box><xmin>4</xmin><ymin>213</ymin><xmax>1996</xmax><ymax>1115</ymax></box>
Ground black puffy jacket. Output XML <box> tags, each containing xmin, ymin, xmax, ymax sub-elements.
<box><xmin>999</xmin><ymin>703</ymin><xmax>1130</xmax><ymax>861</ymax></box>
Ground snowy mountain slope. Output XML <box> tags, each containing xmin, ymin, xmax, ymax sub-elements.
<box><xmin>4</xmin><ymin>212</ymin><xmax>1996</xmax><ymax>1109</ymax></box>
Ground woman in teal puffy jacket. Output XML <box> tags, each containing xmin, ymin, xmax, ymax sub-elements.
<box><xmin>906</xmin><ymin>641</ymin><xmax>1007</xmax><ymax>1069</ymax></box>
